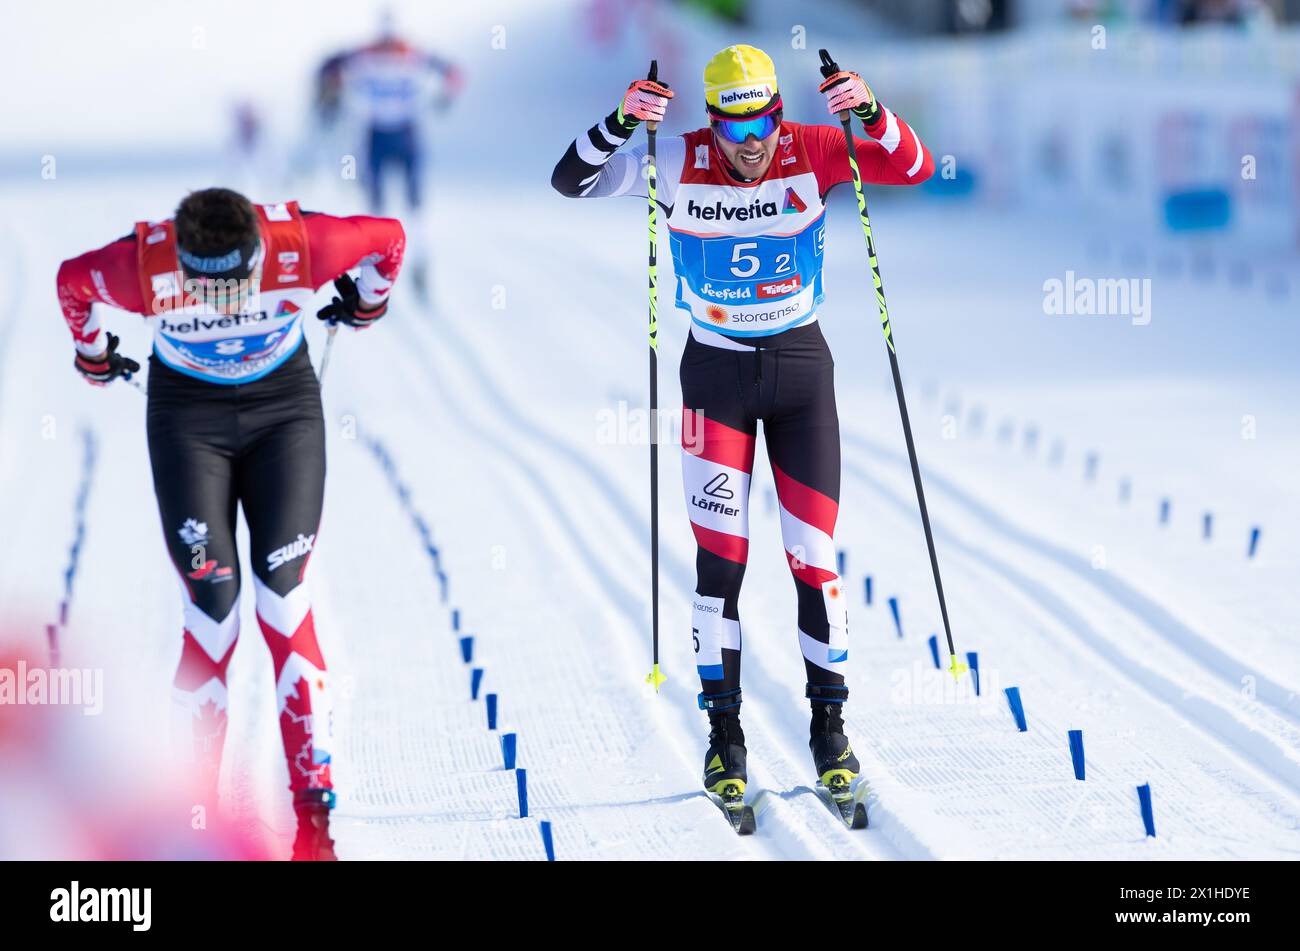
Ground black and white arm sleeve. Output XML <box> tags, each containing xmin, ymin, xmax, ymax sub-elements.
<box><xmin>551</xmin><ymin>110</ymin><xmax>683</xmax><ymax>204</ymax></box>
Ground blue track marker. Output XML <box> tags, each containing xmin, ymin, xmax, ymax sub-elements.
<box><xmin>501</xmin><ymin>732</ymin><xmax>517</xmax><ymax>770</ymax></box>
<box><xmin>1159</xmin><ymin>498</ymin><xmax>1170</xmax><ymax>525</ymax></box>
<box><xmin>836</xmin><ymin>549</ymin><xmax>847</xmax><ymax>578</ymax></box>
<box><xmin>517</xmin><ymin>768</ymin><xmax>529</xmax><ymax>818</ymax></box>
<box><xmin>452</xmin><ymin>608</ymin><xmax>461</xmax><ymax>632</ymax></box>
<box><xmin>459</xmin><ymin>636</ymin><xmax>474</xmax><ymax>664</ymax></box>
<box><xmin>1137</xmin><ymin>783</ymin><xmax>1156</xmax><ymax>837</ymax></box>
<box><xmin>486</xmin><ymin>693</ymin><xmax>499</xmax><ymax>730</ymax></box>
<box><xmin>1084</xmin><ymin>452</ymin><xmax>1098</xmax><ymax>482</ymax></box>
<box><xmin>966</xmin><ymin>651</ymin><xmax>980</xmax><ymax>696</ymax></box>
<box><xmin>1203</xmin><ymin>512</ymin><xmax>1213</xmax><ymax>540</ymax></box>
<box><xmin>1119</xmin><ymin>479</ymin><xmax>1131</xmax><ymax>503</ymax></box>
<box><xmin>1248</xmin><ymin>527</ymin><xmax>1261</xmax><ymax>558</ymax></box>
<box><xmin>437</xmin><ymin>570</ymin><xmax>449</xmax><ymax>603</ymax></box>
<box><xmin>888</xmin><ymin>597</ymin><xmax>902</xmax><ymax>638</ymax></box>
<box><xmin>540</xmin><ymin>820</ymin><xmax>555</xmax><ymax>861</ymax></box>
<box><xmin>1068</xmin><ymin>730</ymin><xmax>1085</xmax><ymax>780</ymax></box>
<box><xmin>864</xmin><ymin>576</ymin><xmax>873</xmax><ymax>606</ymax></box>
<box><xmin>1004</xmin><ymin>687</ymin><xmax>1028</xmax><ymax>732</ymax></box>
<box><xmin>46</xmin><ymin>624</ymin><xmax>60</xmax><ymax>667</ymax></box>
<box><xmin>927</xmin><ymin>634</ymin><xmax>940</xmax><ymax>669</ymax></box>
<box><xmin>470</xmin><ymin>667</ymin><xmax>484</xmax><ymax>701</ymax></box>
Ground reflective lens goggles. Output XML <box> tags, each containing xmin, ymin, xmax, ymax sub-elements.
<box><xmin>711</xmin><ymin>110</ymin><xmax>781</xmax><ymax>144</ymax></box>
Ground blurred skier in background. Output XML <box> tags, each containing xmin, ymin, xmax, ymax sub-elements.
<box><xmin>55</xmin><ymin>188</ymin><xmax>406</xmax><ymax>860</ymax></box>
<box><xmin>226</xmin><ymin>98</ymin><xmax>270</xmax><ymax>196</ymax></box>
<box><xmin>324</xmin><ymin>11</ymin><xmax>462</xmax><ymax>299</ymax></box>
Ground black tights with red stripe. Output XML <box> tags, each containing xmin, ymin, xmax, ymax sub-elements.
<box><xmin>680</xmin><ymin>323</ymin><xmax>848</xmax><ymax>702</ymax></box>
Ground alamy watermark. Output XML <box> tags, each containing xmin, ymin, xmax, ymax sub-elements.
<box><xmin>0</xmin><ymin>661</ymin><xmax>103</xmax><ymax>715</ymax></box>
<box><xmin>889</xmin><ymin>660</ymin><xmax>1001</xmax><ymax>711</ymax></box>
<box><xmin>1043</xmin><ymin>270</ymin><xmax>1151</xmax><ymax>326</ymax></box>
<box><xmin>596</xmin><ymin>403</ymin><xmax>706</xmax><ymax>453</ymax></box>
<box><xmin>50</xmin><ymin>882</ymin><xmax>150</xmax><ymax>931</ymax></box>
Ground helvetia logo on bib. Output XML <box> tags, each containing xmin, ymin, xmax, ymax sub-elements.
<box><xmin>782</xmin><ymin>187</ymin><xmax>806</xmax><ymax>214</ymax></box>
<box><xmin>686</xmin><ymin>198</ymin><xmax>779</xmax><ymax>222</ymax></box>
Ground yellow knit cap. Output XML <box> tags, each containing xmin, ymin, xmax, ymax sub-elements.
<box><xmin>703</xmin><ymin>45</ymin><xmax>779</xmax><ymax>117</ymax></box>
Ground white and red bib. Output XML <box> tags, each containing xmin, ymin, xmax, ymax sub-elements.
<box><xmin>135</xmin><ymin>202</ymin><xmax>316</xmax><ymax>384</ymax></box>
<box><xmin>666</xmin><ymin>124</ymin><xmax>827</xmax><ymax>347</ymax></box>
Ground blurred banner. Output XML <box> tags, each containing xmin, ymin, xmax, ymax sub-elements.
<box><xmin>812</xmin><ymin>17</ymin><xmax>1299</xmax><ymax>249</ymax></box>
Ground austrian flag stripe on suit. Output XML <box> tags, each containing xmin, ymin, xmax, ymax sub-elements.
<box><xmin>683</xmin><ymin>409</ymin><xmax>756</xmax><ymax>565</ymax></box>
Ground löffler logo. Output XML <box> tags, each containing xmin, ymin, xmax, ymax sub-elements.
<box><xmin>692</xmin><ymin>472</ymin><xmax>740</xmax><ymax>516</ymax></box>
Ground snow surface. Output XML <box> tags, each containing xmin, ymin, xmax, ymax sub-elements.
<box><xmin>1</xmin><ymin>0</ymin><xmax>1297</xmax><ymax>859</ymax></box>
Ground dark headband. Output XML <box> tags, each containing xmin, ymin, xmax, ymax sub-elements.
<box><xmin>177</xmin><ymin>236</ymin><xmax>261</xmax><ymax>282</ymax></box>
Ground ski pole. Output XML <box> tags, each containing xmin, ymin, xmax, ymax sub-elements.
<box><xmin>644</xmin><ymin>59</ymin><xmax>666</xmax><ymax>693</ymax></box>
<box><xmin>317</xmin><ymin>322</ymin><xmax>339</xmax><ymax>388</ymax></box>
<box><xmin>121</xmin><ymin>370</ymin><xmax>146</xmax><ymax>395</ymax></box>
<box><xmin>818</xmin><ymin>48</ymin><xmax>966</xmax><ymax>682</ymax></box>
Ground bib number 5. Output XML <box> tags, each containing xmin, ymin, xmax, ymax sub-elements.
<box><xmin>729</xmin><ymin>242</ymin><xmax>760</xmax><ymax>278</ymax></box>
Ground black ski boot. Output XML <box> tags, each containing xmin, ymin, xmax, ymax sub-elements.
<box><xmin>291</xmin><ymin>788</ymin><xmax>338</xmax><ymax>861</ymax></box>
<box><xmin>699</xmin><ymin>689</ymin><xmax>746</xmax><ymax>799</ymax></box>
<box><xmin>808</xmin><ymin>684</ymin><xmax>860</xmax><ymax>793</ymax></box>
<box><xmin>699</xmin><ymin>689</ymin><xmax>755</xmax><ymax>833</ymax></box>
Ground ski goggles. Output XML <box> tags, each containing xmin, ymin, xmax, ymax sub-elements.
<box><xmin>711</xmin><ymin>109</ymin><xmax>782</xmax><ymax>144</ymax></box>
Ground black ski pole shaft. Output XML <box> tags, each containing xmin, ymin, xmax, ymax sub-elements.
<box><xmin>644</xmin><ymin>59</ymin><xmax>666</xmax><ymax>692</ymax></box>
<box><xmin>817</xmin><ymin>48</ymin><xmax>966</xmax><ymax>681</ymax></box>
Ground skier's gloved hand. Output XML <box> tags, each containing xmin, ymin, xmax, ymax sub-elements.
<box><xmin>74</xmin><ymin>332</ymin><xmax>140</xmax><ymax>386</ymax></box>
<box><xmin>433</xmin><ymin>66</ymin><xmax>465</xmax><ymax>114</ymax></box>
<box><xmin>316</xmin><ymin>273</ymin><xmax>387</xmax><ymax>329</ymax></box>
<box><xmin>818</xmin><ymin>70</ymin><xmax>881</xmax><ymax>126</ymax></box>
<box><xmin>617</xmin><ymin>77</ymin><xmax>673</xmax><ymax>131</ymax></box>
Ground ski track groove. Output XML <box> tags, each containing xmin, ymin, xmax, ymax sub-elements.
<box><xmin>842</xmin><ymin>431</ymin><xmax>1300</xmax><ymax>785</ymax></box>
<box><xmin>848</xmin><ymin>432</ymin><xmax>1300</xmax><ymax>727</ymax></box>
<box><xmin>836</xmin><ymin>432</ymin><xmax>1300</xmax><ymax>855</ymax></box>
<box><xmin>319</xmin><ymin>330</ymin><xmax>659</xmax><ymax>857</ymax></box>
